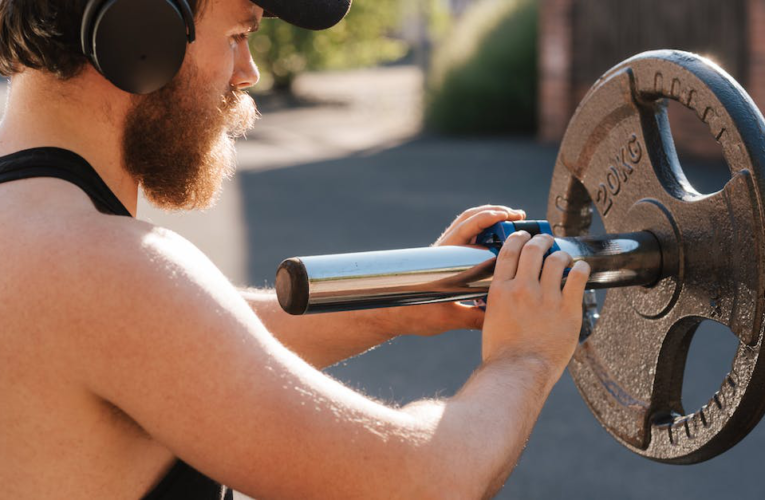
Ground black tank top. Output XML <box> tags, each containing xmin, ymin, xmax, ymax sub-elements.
<box><xmin>0</xmin><ymin>147</ymin><xmax>234</xmax><ymax>500</ymax></box>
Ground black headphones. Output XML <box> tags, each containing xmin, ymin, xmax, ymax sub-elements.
<box><xmin>80</xmin><ymin>0</ymin><xmax>196</xmax><ymax>95</ymax></box>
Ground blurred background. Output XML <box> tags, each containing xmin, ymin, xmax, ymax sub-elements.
<box><xmin>12</xmin><ymin>0</ymin><xmax>764</xmax><ymax>497</ymax></box>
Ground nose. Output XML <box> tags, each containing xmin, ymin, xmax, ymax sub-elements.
<box><xmin>231</xmin><ymin>43</ymin><xmax>260</xmax><ymax>91</ymax></box>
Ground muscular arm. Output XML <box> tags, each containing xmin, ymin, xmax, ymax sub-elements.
<box><xmin>42</xmin><ymin>218</ymin><xmax>586</xmax><ymax>499</ymax></box>
<box><xmin>235</xmin><ymin>295</ymin><xmax>556</xmax><ymax>498</ymax></box>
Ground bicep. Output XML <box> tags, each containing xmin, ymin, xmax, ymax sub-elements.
<box><xmin>54</xmin><ymin>228</ymin><xmax>422</xmax><ymax>498</ymax></box>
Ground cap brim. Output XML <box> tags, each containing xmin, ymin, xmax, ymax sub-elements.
<box><xmin>254</xmin><ymin>0</ymin><xmax>352</xmax><ymax>31</ymax></box>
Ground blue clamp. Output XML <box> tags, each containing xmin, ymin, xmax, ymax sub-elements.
<box><xmin>477</xmin><ymin>220</ymin><xmax>561</xmax><ymax>256</ymax></box>
<box><xmin>473</xmin><ymin>220</ymin><xmax>563</xmax><ymax>310</ymax></box>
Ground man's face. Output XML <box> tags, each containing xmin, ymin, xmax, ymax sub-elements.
<box><xmin>122</xmin><ymin>0</ymin><xmax>262</xmax><ymax>210</ymax></box>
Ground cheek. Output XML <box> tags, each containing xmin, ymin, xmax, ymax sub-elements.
<box><xmin>218</xmin><ymin>40</ymin><xmax>238</xmax><ymax>78</ymax></box>
<box><xmin>188</xmin><ymin>36</ymin><xmax>236</xmax><ymax>86</ymax></box>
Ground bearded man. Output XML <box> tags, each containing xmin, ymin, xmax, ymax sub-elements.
<box><xmin>0</xmin><ymin>0</ymin><xmax>590</xmax><ymax>498</ymax></box>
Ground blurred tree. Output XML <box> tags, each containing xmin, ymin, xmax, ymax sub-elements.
<box><xmin>425</xmin><ymin>0</ymin><xmax>538</xmax><ymax>135</ymax></box>
<box><xmin>250</xmin><ymin>1</ymin><xmax>408</xmax><ymax>91</ymax></box>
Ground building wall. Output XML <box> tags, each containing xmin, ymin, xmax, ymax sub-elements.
<box><xmin>539</xmin><ymin>0</ymin><xmax>758</xmax><ymax>160</ymax></box>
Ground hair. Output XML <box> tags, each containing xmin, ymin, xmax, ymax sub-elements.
<box><xmin>0</xmin><ymin>0</ymin><xmax>207</xmax><ymax>79</ymax></box>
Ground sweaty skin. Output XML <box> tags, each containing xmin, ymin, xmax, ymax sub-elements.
<box><xmin>0</xmin><ymin>0</ymin><xmax>590</xmax><ymax>498</ymax></box>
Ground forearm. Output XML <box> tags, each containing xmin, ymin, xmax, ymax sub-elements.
<box><xmin>240</xmin><ymin>292</ymin><xmax>558</xmax><ymax>498</ymax></box>
<box><xmin>239</xmin><ymin>287</ymin><xmax>397</xmax><ymax>368</ymax></box>
<box><xmin>259</xmin><ymin>350</ymin><xmax>560</xmax><ymax>499</ymax></box>
<box><xmin>403</xmin><ymin>355</ymin><xmax>559</xmax><ymax>499</ymax></box>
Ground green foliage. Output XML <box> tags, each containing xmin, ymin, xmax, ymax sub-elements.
<box><xmin>425</xmin><ymin>0</ymin><xmax>538</xmax><ymax>135</ymax></box>
<box><xmin>250</xmin><ymin>1</ymin><xmax>408</xmax><ymax>90</ymax></box>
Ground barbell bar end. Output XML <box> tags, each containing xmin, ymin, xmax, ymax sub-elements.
<box><xmin>276</xmin><ymin>258</ymin><xmax>310</xmax><ymax>316</ymax></box>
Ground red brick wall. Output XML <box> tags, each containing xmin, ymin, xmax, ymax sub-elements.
<box><xmin>538</xmin><ymin>0</ymin><xmax>754</xmax><ymax>161</ymax></box>
<box><xmin>749</xmin><ymin>0</ymin><xmax>765</xmax><ymax>109</ymax></box>
<box><xmin>538</xmin><ymin>0</ymin><xmax>573</xmax><ymax>143</ymax></box>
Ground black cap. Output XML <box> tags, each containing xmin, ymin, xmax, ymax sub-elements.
<box><xmin>253</xmin><ymin>0</ymin><xmax>352</xmax><ymax>31</ymax></box>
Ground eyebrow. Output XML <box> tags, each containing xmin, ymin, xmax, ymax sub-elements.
<box><xmin>239</xmin><ymin>14</ymin><xmax>261</xmax><ymax>32</ymax></box>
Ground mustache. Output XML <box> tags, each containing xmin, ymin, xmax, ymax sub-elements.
<box><xmin>220</xmin><ymin>89</ymin><xmax>260</xmax><ymax>138</ymax></box>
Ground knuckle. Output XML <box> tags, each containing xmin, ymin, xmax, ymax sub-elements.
<box><xmin>508</xmin><ymin>286</ymin><xmax>528</xmax><ymax>301</ymax></box>
<box><xmin>569</xmin><ymin>265</ymin><xmax>590</xmax><ymax>279</ymax></box>
<box><xmin>499</xmin><ymin>239</ymin><xmax>522</xmax><ymax>253</ymax></box>
<box><xmin>510</xmin><ymin>280</ymin><xmax>534</xmax><ymax>295</ymax></box>
<box><xmin>468</xmin><ymin>205</ymin><xmax>494</xmax><ymax>215</ymax></box>
<box><xmin>498</xmin><ymin>248</ymin><xmax>520</xmax><ymax>262</ymax></box>
<box><xmin>479</xmin><ymin>210</ymin><xmax>503</xmax><ymax>220</ymax></box>
<box><xmin>547</xmin><ymin>252</ymin><xmax>565</xmax><ymax>264</ymax></box>
<box><xmin>568</xmin><ymin>266</ymin><xmax>584</xmax><ymax>275</ymax></box>
<box><xmin>548</xmin><ymin>251</ymin><xmax>571</xmax><ymax>266</ymax></box>
<box><xmin>523</xmin><ymin>239</ymin><xmax>547</xmax><ymax>254</ymax></box>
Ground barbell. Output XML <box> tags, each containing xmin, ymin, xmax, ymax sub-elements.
<box><xmin>275</xmin><ymin>50</ymin><xmax>765</xmax><ymax>464</ymax></box>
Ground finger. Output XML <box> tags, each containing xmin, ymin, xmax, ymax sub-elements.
<box><xmin>451</xmin><ymin>210</ymin><xmax>517</xmax><ymax>245</ymax></box>
<box><xmin>562</xmin><ymin>261</ymin><xmax>591</xmax><ymax>302</ymax></box>
<box><xmin>515</xmin><ymin>234</ymin><xmax>555</xmax><ymax>282</ymax></box>
<box><xmin>451</xmin><ymin>205</ymin><xmax>526</xmax><ymax>226</ymax></box>
<box><xmin>437</xmin><ymin>206</ymin><xmax>526</xmax><ymax>246</ymax></box>
<box><xmin>540</xmin><ymin>251</ymin><xmax>573</xmax><ymax>294</ymax></box>
<box><xmin>438</xmin><ymin>210</ymin><xmax>510</xmax><ymax>246</ymax></box>
<box><xmin>492</xmin><ymin>231</ymin><xmax>531</xmax><ymax>281</ymax></box>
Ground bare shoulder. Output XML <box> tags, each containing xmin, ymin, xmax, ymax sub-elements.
<box><xmin>6</xmin><ymin>199</ymin><xmax>252</xmax><ymax>350</ymax></box>
<box><xmin>0</xmin><ymin>191</ymin><xmax>253</xmax><ymax>381</ymax></box>
<box><xmin>0</xmin><ymin>177</ymin><xmax>197</xmax><ymax>297</ymax></box>
<box><xmin>1</xmin><ymin>193</ymin><xmax>225</xmax><ymax>313</ymax></box>
<box><xmin>0</xmin><ymin>184</ymin><xmax>261</xmax><ymax>401</ymax></box>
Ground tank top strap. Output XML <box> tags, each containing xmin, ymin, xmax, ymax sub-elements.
<box><xmin>142</xmin><ymin>460</ymin><xmax>233</xmax><ymax>500</ymax></box>
<box><xmin>0</xmin><ymin>147</ymin><xmax>132</xmax><ymax>217</ymax></box>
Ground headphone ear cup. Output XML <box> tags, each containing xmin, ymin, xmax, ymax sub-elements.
<box><xmin>87</xmin><ymin>0</ymin><xmax>190</xmax><ymax>94</ymax></box>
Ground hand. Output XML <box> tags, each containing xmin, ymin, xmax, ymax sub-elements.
<box><xmin>481</xmin><ymin>232</ymin><xmax>591</xmax><ymax>377</ymax></box>
<box><xmin>433</xmin><ymin>204</ymin><xmax>526</xmax><ymax>246</ymax></box>
<box><xmin>381</xmin><ymin>205</ymin><xmax>527</xmax><ymax>337</ymax></box>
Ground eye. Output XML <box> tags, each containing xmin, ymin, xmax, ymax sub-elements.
<box><xmin>231</xmin><ymin>32</ymin><xmax>251</xmax><ymax>44</ymax></box>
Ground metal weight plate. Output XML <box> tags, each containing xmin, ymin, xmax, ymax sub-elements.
<box><xmin>546</xmin><ymin>50</ymin><xmax>765</xmax><ymax>463</ymax></box>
